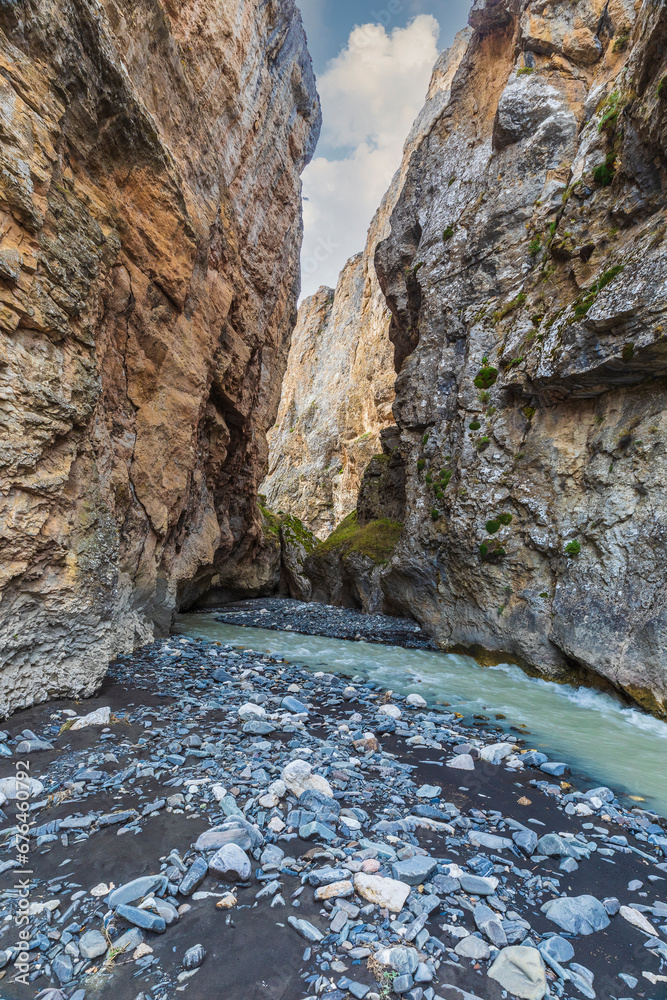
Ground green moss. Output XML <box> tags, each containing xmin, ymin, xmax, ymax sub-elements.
<box><xmin>522</xmin><ymin>405</ymin><xmax>536</xmax><ymax>420</ymax></box>
<box><xmin>528</xmin><ymin>235</ymin><xmax>542</xmax><ymax>256</ymax></box>
<box><xmin>517</xmin><ymin>66</ymin><xmax>534</xmax><ymax>76</ymax></box>
<box><xmin>498</xmin><ymin>513</ymin><xmax>513</xmax><ymax>526</ymax></box>
<box><xmin>281</xmin><ymin>513</ymin><xmax>317</xmax><ymax>554</ymax></box>
<box><xmin>565</xmin><ymin>539</ymin><xmax>581</xmax><ymax>557</ymax></box>
<box><xmin>612</xmin><ymin>32</ymin><xmax>629</xmax><ymax>52</ymax></box>
<box><xmin>469</xmin><ymin>420</ymin><xmax>482</xmax><ymax>431</ymax></box>
<box><xmin>539</xmin><ymin>591</ymin><xmax>549</xmax><ymax>599</ymax></box>
<box><xmin>658</xmin><ymin>77</ymin><xmax>667</xmax><ymax>100</ymax></box>
<box><xmin>622</xmin><ymin>342</ymin><xmax>635</xmax><ymax>361</ymax></box>
<box><xmin>259</xmin><ymin>503</ymin><xmax>281</xmax><ymax>537</ymax></box>
<box><xmin>425</xmin><ymin>473</ymin><xmax>433</xmax><ymax>484</ymax></box>
<box><xmin>443</xmin><ymin>226</ymin><xmax>454</xmax><ymax>242</ymax></box>
<box><xmin>314</xmin><ymin>510</ymin><xmax>403</xmax><ymax>565</ymax></box>
<box><xmin>478</xmin><ymin>390</ymin><xmax>491</xmax><ymax>404</ymax></box>
<box><xmin>422</xmin><ymin>433</ymin><xmax>430</xmax><ymax>445</ymax></box>
<box><xmin>598</xmin><ymin>91</ymin><xmax>621</xmax><ymax>133</ymax></box>
<box><xmin>593</xmin><ymin>154</ymin><xmax>616</xmax><ymax>186</ymax></box>
<box><xmin>474</xmin><ymin>366</ymin><xmax>498</xmax><ymax>390</ymax></box>
<box><xmin>493</xmin><ymin>292</ymin><xmax>526</xmax><ymax>323</ymax></box>
<box><xmin>597</xmin><ymin>264</ymin><xmax>624</xmax><ymax>289</ymax></box>
<box><xmin>448</xmin><ymin>176</ymin><xmax>456</xmax><ymax>186</ymax></box>
<box><xmin>477</xmin><ymin>436</ymin><xmax>490</xmax><ymax>451</ymax></box>
<box><xmin>431</xmin><ymin>509</ymin><xmax>440</xmax><ymax>521</ymax></box>
<box><xmin>417</xmin><ymin>458</ymin><xmax>426</xmax><ymax>472</ymax></box>
<box><xmin>486</xmin><ymin>519</ymin><xmax>501</xmax><ymax>534</ymax></box>
<box><xmin>479</xmin><ymin>542</ymin><xmax>489</xmax><ymax>557</ymax></box>
<box><xmin>548</xmin><ymin>221</ymin><xmax>557</xmax><ymax>236</ymax></box>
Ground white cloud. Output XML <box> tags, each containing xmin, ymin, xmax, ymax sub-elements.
<box><xmin>301</xmin><ymin>15</ymin><xmax>440</xmax><ymax>298</ymax></box>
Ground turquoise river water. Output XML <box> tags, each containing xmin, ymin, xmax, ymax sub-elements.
<box><xmin>175</xmin><ymin>612</ymin><xmax>667</xmax><ymax>817</ymax></box>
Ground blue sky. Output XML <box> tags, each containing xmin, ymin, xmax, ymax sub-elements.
<box><xmin>296</xmin><ymin>0</ymin><xmax>471</xmax><ymax>297</ymax></box>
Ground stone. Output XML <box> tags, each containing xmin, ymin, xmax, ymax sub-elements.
<box><xmin>538</xmin><ymin>935</ymin><xmax>574</xmax><ymax>964</ymax></box>
<box><xmin>179</xmin><ymin>858</ymin><xmax>209</xmax><ymax>896</ymax></box>
<box><xmin>391</xmin><ymin>856</ymin><xmax>437</xmax><ymax>886</ymax></box>
<box><xmin>0</xmin><ymin>777</ymin><xmax>44</xmax><ymax>799</ymax></box>
<box><xmin>537</xmin><ymin>834</ymin><xmax>576</xmax><ymax>857</ymax></box>
<box><xmin>406</xmin><ymin>693</ymin><xmax>427</xmax><ymax>709</ymax></box>
<box><xmin>70</xmin><ymin>707</ymin><xmax>111</xmax><ymax>730</ymax></box>
<box><xmin>353</xmin><ymin>873</ymin><xmax>411</xmax><ymax>912</ymax></box>
<box><xmin>78</xmin><ymin>929</ymin><xmax>108</xmax><ymax>960</ymax></box>
<box><xmin>474</xmin><ymin>903</ymin><xmax>507</xmax><ymax>947</ymax></box>
<box><xmin>541</xmin><ymin>895</ymin><xmax>610</xmax><ymax>935</ymax></box>
<box><xmin>375</xmin><ymin>946</ymin><xmax>420</xmax><ymax>976</ymax></box>
<box><xmin>281</xmin><ymin>759</ymin><xmax>333</xmax><ymax>798</ymax></box>
<box><xmin>459</xmin><ymin>874</ymin><xmax>498</xmax><ymax>896</ymax></box>
<box><xmin>107</xmin><ymin>875</ymin><xmax>167</xmax><ymax>910</ymax></box>
<box><xmin>209</xmin><ymin>844</ymin><xmax>252</xmax><ymax>882</ymax></box>
<box><xmin>447</xmin><ymin>754</ymin><xmax>475</xmax><ymax>770</ymax></box>
<box><xmin>282</xmin><ymin>695</ymin><xmax>308</xmax><ymax>714</ymax></box>
<box><xmin>416</xmin><ymin>784</ymin><xmax>441</xmax><ymax>799</ymax></box>
<box><xmin>378</xmin><ymin>704</ymin><xmax>402</xmax><ymax>719</ymax></box>
<box><xmin>488</xmin><ymin>946</ymin><xmax>547</xmax><ymax>1000</ymax></box>
<box><xmin>455</xmin><ymin>935</ymin><xmax>491</xmax><ymax>960</ymax></box>
<box><xmin>238</xmin><ymin>702</ymin><xmax>266</xmax><ymax>720</ymax></box>
<box><xmin>619</xmin><ymin>905</ymin><xmax>656</xmax><ymax>936</ymax></box>
<box><xmin>479</xmin><ymin>742</ymin><xmax>514</xmax><ymax>763</ymax></box>
<box><xmin>513</xmin><ymin>829</ymin><xmax>538</xmax><ymax>855</ymax></box>
<box><xmin>52</xmin><ymin>954</ymin><xmax>74</xmax><ymax>984</ymax></box>
<box><xmin>115</xmin><ymin>904</ymin><xmax>166</xmax><ymax>934</ymax></box>
<box><xmin>314</xmin><ymin>879</ymin><xmax>354</xmax><ymax>901</ymax></box>
<box><xmin>182</xmin><ymin>944</ymin><xmax>206</xmax><ymax>970</ymax></box>
<box><xmin>540</xmin><ymin>762</ymin><xmax>570</xmax><ymax>777</ymax></box>
<box><xmin>469</xmin><ymin>831</ymin><xmax>513</xmax><ymax>851</ymax></box>
<box><xmin>287</xmin><ymin>916</ymin><xmax>324</xmax><ymax>942</ymax></box>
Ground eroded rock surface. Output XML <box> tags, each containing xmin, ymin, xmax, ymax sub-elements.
<box><xmin>372</xmin><ymin>0</ymin><xmax>667</xmax><ymax>714</ymax></box>
<box><xmin>0</xmin><ymin>0</ymin><xmax>320</xmax><ymax>714</ymax></box>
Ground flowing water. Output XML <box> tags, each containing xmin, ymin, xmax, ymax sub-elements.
<box><xmin>175</xmin><ymin>611</ymin><xmax>667</xmax><ymax>817</ymax></box>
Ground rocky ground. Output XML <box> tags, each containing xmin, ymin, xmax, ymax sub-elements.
<box><xmin>0</xmin><ymin>613</ymin><xmax>666</xmax><ymax>1000</ymax></box>
<box><xmin>212</xmin><ymin>598</ymin><xmax>437</xmax><ymax>649</ymax></box>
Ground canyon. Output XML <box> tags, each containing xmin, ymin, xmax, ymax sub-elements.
<box><xmin>2</xmin><ymin>0</ymin><xmax>667</xmax><ymax>723</ymax></box>
<box><xmin>268</xmin><ymin>0</ymin><xmax>667</xmax><ymax>718</ymax></box>
<box><xmin>0</xmin><ymin>0</ymin><xmax>320</xmax><ymax>715</ymax></box>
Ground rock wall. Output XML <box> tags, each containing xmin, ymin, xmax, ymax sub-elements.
<box><xmin>0</xmin><ymin>0</ymin><xmax>320</xmax><ymax>715</ymax></box>
<box><xmin>374</xmin><ymin>0</ymin><xmax>667</xmax><ymax>715</ymax></box>
<box><xmin>263</xmin><ymin>32</ymin><xmax>473</xmax><ymax>541</ymax></box>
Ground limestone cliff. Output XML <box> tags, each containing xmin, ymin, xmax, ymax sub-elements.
<box><xmin>262</xmin><ymin>32</ymin><xmax>473</xmax><ymax>541</ymax></box>
<box><xmin>373</xmin><ymin>0</ymin><xmax>667</xmax><ymax>715</ymax></box>
<box><xmin>262</xmin><ymin>227</ymin><xmax>395</xmax><ymax>540</ymax></box>
<box><xmin>0</xmin><ymin>0</ymin><xmax>320</xmax><ymax>715</ymax></box>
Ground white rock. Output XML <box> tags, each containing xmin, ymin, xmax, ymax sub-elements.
<box><xmin>211</xmin><ymin>784</ymin><xmax>227</xmax><ymax>802</ymax></box>
<box><xmin>447</xmin><ymin>754</ymin><xmax>475</xmax><ymax>770</ymax></box>
<box><xmin>0</xmin><ymin>777</ymin><xmax>44</xmax><ymax>799</ymax></box>
<box><xmin>90</xmin><ymin>882</ymin><xmax>114</xmax><ymax>898</ymax></box>
<box><xmin>237</xmin><ymin>703</ymin><xmax>266</xmax><ymax>720</ymax></box>
<box><xmin>268</xmin><ymin>817</ymin><xmax>285</xmax><ymax>833</ymax></box>
<box><xmin>479</xmin><ymin>742</ymin><xmax>515</xmax><ymax>763</ymax></box>
<box><xmin>269</xmin><ymin>779</ymin><xmax>286</xmax><ymax>798</ymax></box>
<box><xmin>70</xmin><ymin>706</ymin><xmax>111</xmax><ymax>730</ymax></box>
<box><xmin>488</xmin><ymin>946</ymin><xmax>547</xmax><ymax>999</ymax></box>
<box><xmin>353</xmin><ymin>873</ymin><xmax>410</xmax><ymax>913</ymax></box>
<box><xmin>405</xmin><ymin>693</ymin><xmax>427</xmax><ymax>709</ymax></box>
<box><xmin>281</xmin><ymin>759</ymin><xmax>333</xmax><ymax>798</ymax></box>
<box><xmin>377</xmin><ymin>704</ymin><xmax>401</xmax><ymax>719</ymax></box>
<box><xmin>620</xmin><ymin>905</ymin><xmax>656</xmax><ymax>936</ymax></box>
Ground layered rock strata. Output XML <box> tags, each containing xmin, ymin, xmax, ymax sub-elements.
<box><xmin>373</xmin><ymin>0</ymin><xmax>667</xmax><ymax>714</ymax></box>
<box><xmin>0</xmin><ymin>0</ymin><xmax>320</xmax><ymax>715</ymax></box>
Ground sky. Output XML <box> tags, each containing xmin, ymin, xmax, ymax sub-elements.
<box><xmin>296</xmin><ymin>0</ymin><xmax>472</xmax><ymax>298</ymax></box>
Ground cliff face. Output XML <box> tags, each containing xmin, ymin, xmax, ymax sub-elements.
<box><xmin>262</xmin><ymin>30</ymin><xmax>473</xmax><ymax>541</ymax></box>
<box><xmin>0</xmin><ymin>0</ymin><xmax>320</xmax><ymax>715</ymax></box>
<box><xmin>374</xmin><ymin>0</ymin><xmax>667</xmax><ymax>715</ymax></box>
<box><xmin>262</xmin><ymin>233</ymin><xmax>396</xmax><ymax>540</ymax></box>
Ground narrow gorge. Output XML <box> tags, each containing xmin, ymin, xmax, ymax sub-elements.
<box><xmin>266</xmin><ymin>0</ymin><xmax>667</xmax><ymax>721</ymax></box>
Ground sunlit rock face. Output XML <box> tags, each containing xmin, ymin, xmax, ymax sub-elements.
<box><xmin>374</xmin><ymin>0</ymin><xmax>667</xmax><ymax>715</ymax></box>
<box><xmin>262</xmin><ymin>30</ymin><xmax>472</xmax><ymax>540</ymax></box>
<box><xmin>0</xmin><ymin>0</ymin><xmax>320</xmax><ymax>715</ymax></box>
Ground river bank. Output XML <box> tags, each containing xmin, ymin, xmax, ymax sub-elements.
<box><xmin>0</xmin><ymin>607</ymin><xmax>665</xmax><ymax>999</ymax></box>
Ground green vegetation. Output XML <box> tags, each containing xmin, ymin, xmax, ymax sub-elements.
<box><xmin>422</xmin><ymin>433</ymin><xmax>430</xmax><ymax>445</ymax></box>
<box><xmin>431</xmin><ymin>509</ymin><xmax>440</xmax><ymax>521</ymax></box>
<box><xmin>493</xmin><ymin>292</ymin><xmax>526</xmax><ymax>323</ymax></box>
<box><xmin>565</xmin><ymin>539</ymin><xmax>581</xmax><ymax>557</ymax></box>
<box><xmin>539</xmin><ymin>591</ymin><xmax>549</xmax><ymax>599</ymax></box>
<box><xmin>313</xmin><ymin>511</ymin><xmax>404</xmax><ymax>565</ymax></box>
<box><xmin>658</xmin><ymin>76</ymin><xmax>667</xmax><ymax>100</ymax></box>
<box><xmin>469</xmin><ymin>420</ymin><xmax>481</xmax><ymax>431</ymax></box>
<box><xmin>612</xmin><ymin>32</ymin><xmax>629</xmax><ymax>53</ymax></box>
<box><xmin>498</xmin><ymin>513</ymin><xmax>513</xmax><ymax>526</ymax></box>
<box><xmin>622</xmin><ymin>342</ymin><xmax>635</xmax><ymax>361</ymax></box>
<box><xmin>477</xmin><ymin>436</ymin><xmax>490</xmax><ymax>451</ymax></box>
<box><xmin>528</xmin><ymin>235</ymin><xmax>542</xmax><ymax>256</ymax></box>
<box><xmin>417</xmin><ymin>458</ymin><xmax>426</xmax><ymax>472</ymax></box>
<box><xmin>259</xmin><ymin>501</ymin><xmax>282</xmax><ymax>537</ymax></box>
<box><xmin>474</xmin><ymin>366</ymin><xmax>498</xmax><ymax>390</ymax></box>
<box><xmin>574</xmin><ymin>264</ymin><xmax>624</xmax><ymax>318</ymax></box>
<box><xmin>597</xmin><ymin>264</ymin><xmax>624</xmax><ymax>289</ymax></box>
<box><xmin>281</xmin><ymin>513</ymin><xmax>317</xmax><ymax>554</ymax></box>
<box><xmin>486</xmin><ymin>519</ymin><xmax>501</xmax><ymax>534</ymax></box>
<box><xmin>522</xmin><ymin>405</ymin><xmax>535</xmax><ymax>420</ymax></box>
<box><xmin>478</xmin><ymin>390</ymin><xmax>491</xmax><ymax>404</ymax></box>
<box><xmin>598</xmin><ymin>90</ymin><xmax>621</xmax><ymax>132</ymax></box>
<box><xmin>505</xmin><ymin>356</ymin><xmax>524</xmax><ymax>370</ymax></box>
<box><xmin>593</xmin><ymin>152</ymin><xmax>616</xmax><ymax>187</ymax></box>
<box><xmin>517</xmin><ymin>66</ymin><xmax>534</xmax><ymax>76</ymax></box>
<box><xmin>443</xmin><ymin>226</ymin><xmax>454</xmax><ymax>241</ymax></box>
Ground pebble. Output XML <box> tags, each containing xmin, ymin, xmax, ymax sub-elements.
<box><xmin>208</xmin><ymin>843</ymin><xmax>252</xmax><ymax>882</ymax></box>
